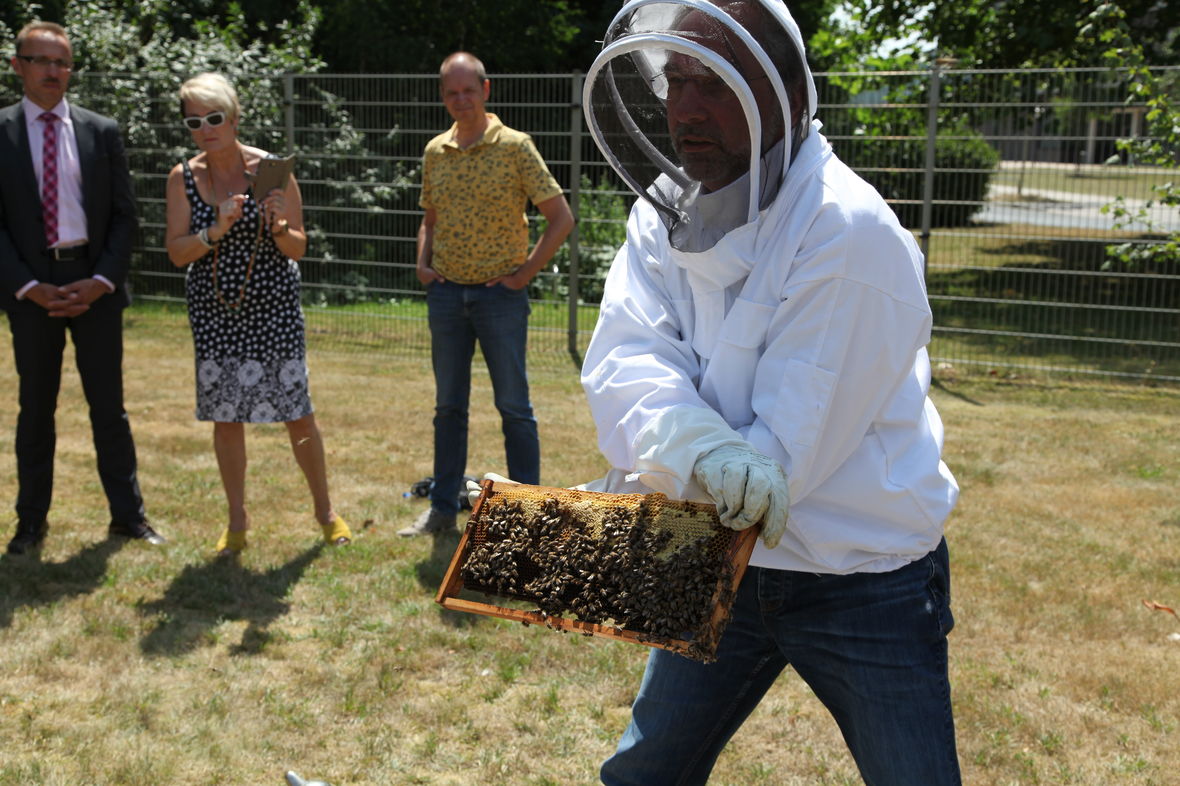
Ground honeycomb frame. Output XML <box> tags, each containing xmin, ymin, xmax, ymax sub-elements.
<box><xmin>436</xmin><ymin>480</ymin><xmax>758</xmax><ymax>662</ymax></box>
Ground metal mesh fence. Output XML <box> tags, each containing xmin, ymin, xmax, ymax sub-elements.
<box><xmin>7</xmin><ymin>66</ymin><xmax>1179</xmax><ymax>383</ymax></box>
<box><xmin>901</xmin><ymin>67</ymin><xmax>1180</xmax><ymax>384</ymax></box>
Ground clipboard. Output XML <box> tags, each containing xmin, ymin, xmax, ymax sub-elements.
<box><xmin>249</xmin><ymin>154</ymin><xmax>296</xmax><ymax>198</ymax></box>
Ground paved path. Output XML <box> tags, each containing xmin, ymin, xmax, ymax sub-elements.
<box><xmin>974</xmin><ymin>185</ymin><xmax>1178</xmax><ymax>232</ymax></box>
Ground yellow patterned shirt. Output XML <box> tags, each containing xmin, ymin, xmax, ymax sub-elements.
<box><xmin>419</xmin><ymin>113</ymin><xmax>564</xmax><ymax>284</ymax></box>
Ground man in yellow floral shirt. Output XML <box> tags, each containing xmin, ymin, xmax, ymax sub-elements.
<box><xmin>400</xmin><ymin>51</ymin><xmax>574</xmax><ymax>537</ymax></box>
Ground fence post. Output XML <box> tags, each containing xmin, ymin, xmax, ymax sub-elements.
<box><xmin>568</xmin><ymin>71</ymin><xmax>585</xmax><ymax>361</ymax></box>
<box><xmin>283</xmin><ymin>74</ymin><xmax>296</xmax><ymax>154</ymax></box>
<box><xmin>919</xmin><ymin>59</ymin><xmax>943</xmax><ymax>275</ymax></box>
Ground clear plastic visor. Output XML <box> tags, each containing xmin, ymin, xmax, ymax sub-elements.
<box><xmin>584</xmin><ymin>2</ymin><xmax>794</xmax><ymax>251</ymax></box>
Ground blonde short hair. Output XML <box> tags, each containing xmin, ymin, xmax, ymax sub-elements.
<box><xmin>16</xmin><ymin>21</ymin><xmax>69</xmax><ymax>53</ymax></box>
<box><xmin>178</xmin><ymin>72</ymin><xmax>240</xmax><ymax>122</ymax></box>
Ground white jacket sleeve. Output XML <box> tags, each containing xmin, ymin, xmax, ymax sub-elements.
<box><xmin>582</xmin><ymin>209</ymin><xmax>736</xmax><ymax>498</ymax></box>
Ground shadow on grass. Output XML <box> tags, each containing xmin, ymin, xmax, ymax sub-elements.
<box><xmin>414</xmin><ymin>527</ymin><xmax>482</xmax><ymax>628</ymax></box>
<box><xmin>137</xmin><ymin>544</ymin><xmax>323</xmax><ymax>657</ymax></box>
<box><xmin>931</xmin><ymin>376</ymin><xmax>986</xmax><ymax>406</ymax></box>
<box><xmin>0</xmin><ymin>537</ymin><xmax>127</xmax><ymax>629</ymax></box>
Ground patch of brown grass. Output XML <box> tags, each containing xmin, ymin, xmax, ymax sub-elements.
<box><xmin>0</xmin><ymin>311</ymin><xmax>1177</xmax><ymax>784</ymax></box>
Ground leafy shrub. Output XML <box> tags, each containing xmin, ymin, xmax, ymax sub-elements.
<box><xmin>1080</xmin><ymin>3</ymin><xmax>1180</xmax><ymax>277</ymax></box>
<box><xmin>838</xmin><ymin>122</ymin><xmax>999</xmax><ymax>228</ymax></box>
<box><xmin>0</xmin><ymin>1</ymin><xmax>409</xmax><ymax>304</ymax></box>
<box><xmin>531</xmin><ymin>175</ymin><xmax>629</xmax><ymax>305</ymax></box>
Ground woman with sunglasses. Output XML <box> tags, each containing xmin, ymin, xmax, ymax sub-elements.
<box><xmin>163</xmin><ymin>72</ymin><xmax>351</xmax><ymax>556</ymax></box>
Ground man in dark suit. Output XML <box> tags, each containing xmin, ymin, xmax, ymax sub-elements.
<box><xmin>0</xmin><ymin>21</ymin><xmax>163</xmax><ymax>555</ymax></box>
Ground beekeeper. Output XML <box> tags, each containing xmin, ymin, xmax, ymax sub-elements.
<box><xmin>580</xmin><ymin>1</ymin><xmax>963</xmax><ymax>783</ymax></box>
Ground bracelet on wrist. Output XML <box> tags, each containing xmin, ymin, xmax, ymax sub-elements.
<box><xmin>197</xmin><ymin>227</ymin><xmax>214</xmax><ymax>248</ymax></box>
<box><xmin>271</xmin><ymin>219</ymin><xmax>290</xmax><ymax>238</ymax></box>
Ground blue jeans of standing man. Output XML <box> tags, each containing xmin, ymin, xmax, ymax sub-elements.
<box><xmin>426</xmin><ymin>280</ymin><xmax>539</xmax><ymax>515</ymax></box>
<box><xmin>601</xmin><ymin>539</ymin><xmax>961</xmax><ymax>786</ymax></box>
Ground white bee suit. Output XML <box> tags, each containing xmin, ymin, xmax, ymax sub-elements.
<box><xmin>581</xmin><ymin>130</ymin><xmax>959</xmax><ymax>576</ymax></box>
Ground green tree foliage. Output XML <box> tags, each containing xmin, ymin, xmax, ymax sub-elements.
<box><xmin>823</xmin><ymin>0</ymin><xmax>1180</xmax><ymax>68</ymax></box>
<box><xmin>1079</xmin><ymin>2</ymin><xmax>1179</xmax><ymax>272</ymax></box>
<box><xmin>1</xmin><ymin>0</ymin><xmax>344</xmax><ymax>175</ymax></box>
<box><xmin>314</xmin><ymin>0</ymin><xmax>581</xmax><ymax>73</ymax></box>
<box><xmin>532</xmin><ymin>176</ymin><xmax>630</xmax><ymax>305</ymax></box>
<box><xmin>4</xmin><ymin>0</ymin><xmax>868</xmax><ymax>75</ymax></box>
<box><xmin>820</xmin><ymin>68</ymin><xmax>998</xmax><ymax>227</ymax></box>
<box><xmin>806</xmin><ymin>0</ymin><xmax>926</xmax><ymax>71</ymax></box>
<box><xmin>315</xmin><ymin>0</ymin><xmax>843</xmax><ymax>75</ymax></box>
<box><xmin>0</xmin><ymin>1</ymin><xmax>409</xmax><ymax>303</ymax></box>
<box><xmin>0</xmin><ymin>0</ymin><xmax>617</xmax><ymax>73</ymax></box>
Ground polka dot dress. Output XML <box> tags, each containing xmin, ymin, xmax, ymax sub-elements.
<box><xmin>182</xmin><ymin>161</ymin><xmax>313</xmax><ymax>423</ymax></box>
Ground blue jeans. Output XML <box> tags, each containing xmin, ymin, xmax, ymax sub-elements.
<box><xmin>601</xmin><ymin>539</ymin><xmax>960</xmax><ymax>786</ymax></box>
<box><xmin>426</xmin><ymin>280</ymin><xmax>539</xmax><ymax>515</ymax></box>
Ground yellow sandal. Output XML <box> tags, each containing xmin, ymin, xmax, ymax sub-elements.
<box><xmin>216</xmin><ymin>528</ymin><xmax>248</xmax><ymax>556</ymax></box>
<box><xmin>321</xmin><ymin>514</ymin><xmax>351</xmax><ymax>546</ymax></box>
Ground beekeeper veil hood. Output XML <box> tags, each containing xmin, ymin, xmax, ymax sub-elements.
<box><xmin>584</xmin><ymin>0</ymin><xmax>817</xmax><ymax>252</ymax></box>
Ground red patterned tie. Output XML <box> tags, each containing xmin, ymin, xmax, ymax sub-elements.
<box><xmin>40</xmin><ymin>112</ymin><xmax>59</xmax><ymax>247</ymax></box>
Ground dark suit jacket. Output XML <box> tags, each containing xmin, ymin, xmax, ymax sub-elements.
<box><xmin>0</xmin><ymin>100</ymin><xmax>137</xmax><ymax>311</ymax></box>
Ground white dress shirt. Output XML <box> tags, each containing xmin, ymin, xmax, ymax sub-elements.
<box><xmin>16</xmin><ymin>96</ymin><xmax>114</xmax><ymax>299</ymax></box>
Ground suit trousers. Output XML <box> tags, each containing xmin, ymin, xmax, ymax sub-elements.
<box><xmin>5</xmin><ymin>262</ymin><xmax>144</xmax><ymax>525</ymax></box>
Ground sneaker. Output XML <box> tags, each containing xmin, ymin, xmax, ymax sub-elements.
<box><xmin>108</xmin><ymin>519</ymin><xmax>166</xmax><ymax>545</ymax></box>
<box><xmin>286</xmin><ymin>772</ymin><xmax>331</xmax><ymax>786</ymax></box>
<box><xmin>397</xmin><ymin>508</ymin><xmax>456</xmax><ymax>537</ymax></box>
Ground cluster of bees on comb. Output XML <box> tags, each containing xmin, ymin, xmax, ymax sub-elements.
<box><xmin>460</xmin><ymin>494</ymin><xmax>736</xmax><ymax>662</ymax></box>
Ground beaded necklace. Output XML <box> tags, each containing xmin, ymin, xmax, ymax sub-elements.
<box><xmin>207</xmin><ymin>151</ymin><xmax>262</xmax><ymax>311</ymax></box>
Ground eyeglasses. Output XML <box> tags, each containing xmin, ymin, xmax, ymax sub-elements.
<box><xmin>653</xmin><ymin>71</ymin><xmax>737</xmax><ymax>103</ymax></box>
<box><xmin>183</xmin><ymin>111</ymin><xmax>227</xmax><ymax>131</ymax></box>
<box><xmin>650</xmin><ymin>70</ymin><xmax>772</xmax><ymax>104</ymax></box>
<box><xmin>15</xmin><ymin>54</ymin><xmax>73</xmax><ymax>70</ymax></box>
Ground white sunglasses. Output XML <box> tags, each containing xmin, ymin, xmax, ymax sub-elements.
<box><xmin>183</xmin><ymin>111</ymin><xmax>227</xmax><ymax>131</ymax></box>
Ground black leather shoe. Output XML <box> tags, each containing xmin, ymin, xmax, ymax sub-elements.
<box><xmin>109</xmin><ymin>520</ymin><xmax>166</xmax><ymax>545</ymax></box>
<box><xmin>6</xmin><ymin>520</ymin><xmax>48</xmax><ymax>555</ymax></box>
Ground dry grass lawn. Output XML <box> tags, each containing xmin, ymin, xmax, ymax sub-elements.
<box><xmin>0</xmin><ymin>310</ymin><xmax>1177</xmax><ymax>785</ymax></box>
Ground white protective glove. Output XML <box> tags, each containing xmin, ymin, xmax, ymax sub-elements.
<box><xmin>466</xmin><ymin>472</ymin><xmax>518</xmax><ymax>508</ymax></box>
<box><xmin>693</xmin><ymin>444</ymin><xmax>790</xmax><ymax>549</ymax></box>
